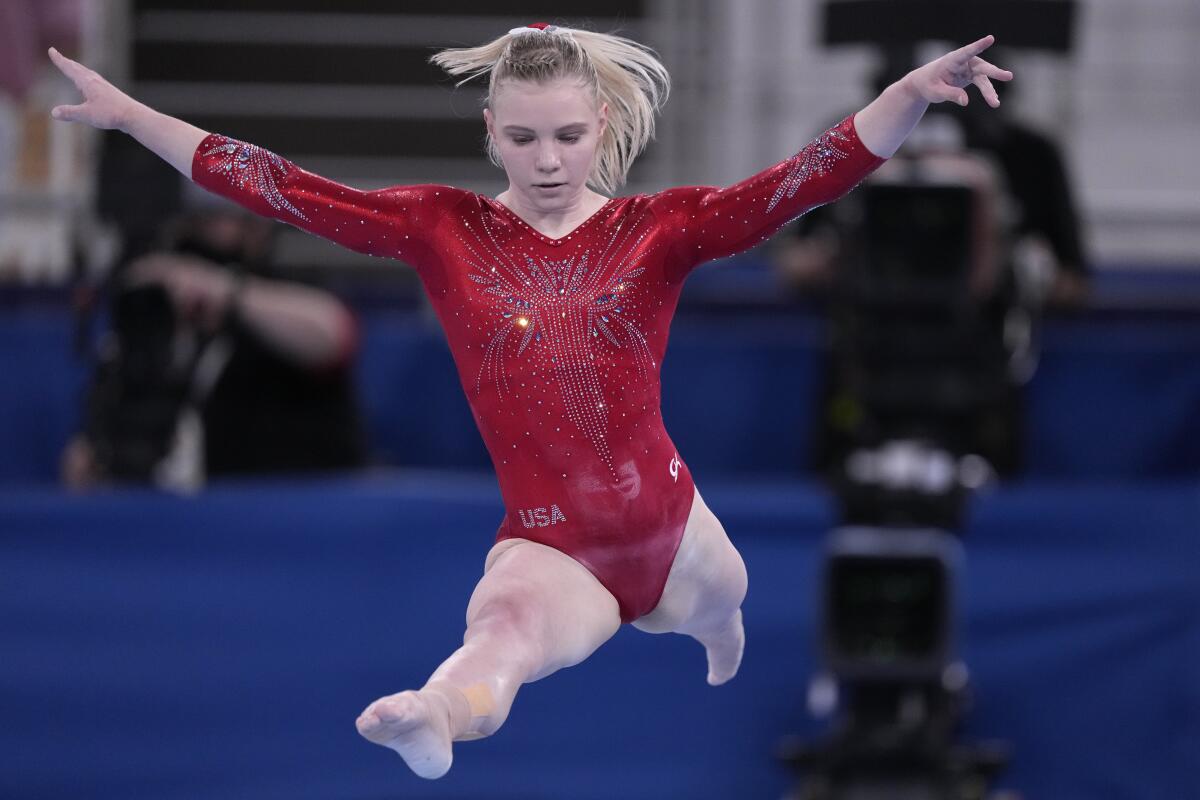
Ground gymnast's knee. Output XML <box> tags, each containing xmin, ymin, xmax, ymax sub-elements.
<box><xmin>463</xmin><ymin>596</ymin><xmax>548</xmax><ymax>673</ymax></box>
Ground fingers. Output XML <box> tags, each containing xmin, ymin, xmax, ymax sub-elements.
<box><xmin>972</xmin><ymin>74</ymin><xmax>1000</xmax><ymax>108</ymax></box>
<box><xmin>50</xmin><ymin>103</ymin><xmax>87</xmax><ymax>122</ymax></box>
<box><xmin>973</xmin><ymin>57</ymin><xmax>1014</xmax><ymax>82</ymax></box>
<box><xmin>968</xmin><ymin>55</ymin><xmax>1011</xmax><ymax>108</ymax></box>
<box><xmin>48</xmin><ymin>48</ymin><xmax>118</xmax><ymax>127</ymax></box>
<box><xmin>48</xmin><ymin>46</ymin><xmax>100</xmax><ymax>111</ymax></box>
<box><xmin>932</xmin><ymin>84</ymin><xmax>970</xmax><ymax>107</ymax></box>
<box><xmin>47</xmin><ymin>46</ymin><xmax>71</xmax><ymax>69</ymax></box>
<box><xmin>955</xmin><ymin>34</ymin><xmax>995</xmax><ymax>60</ymax></box>
<box><xmin>48</xmin><ymin>47</ymin><xmax>88</xmax><ymax>83</ymax></box>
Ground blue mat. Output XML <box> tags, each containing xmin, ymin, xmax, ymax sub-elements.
<box><xmin>1</xmin><ymin>475</ymin><xmax>1196</xmax><ymax>799</ymax></box>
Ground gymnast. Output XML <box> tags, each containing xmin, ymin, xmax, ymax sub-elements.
<box><xmin>48</xmin><ymin>24</ymin><xmax>1010</xmax><ymax>779</ymax></box>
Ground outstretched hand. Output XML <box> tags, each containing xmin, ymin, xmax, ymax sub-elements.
<box><xmin>905</xmin><ymin>35</ymin><xmax>1013</xmax><ymax>108</ymax></box>
<box><xmin>47</xmin><ymin>47</ymin><xmax>140</xmax><ymax>130</ymax></box>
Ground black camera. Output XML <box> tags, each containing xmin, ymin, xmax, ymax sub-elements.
<box><xmin>822</xmin><ymin>526</ymin><xmax>959</xmax><ymax>683</ymax></box>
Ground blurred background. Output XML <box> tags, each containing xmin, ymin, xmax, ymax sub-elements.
<box><xmin>1</xmin><ymin>1</ymin><xmax>1197</xmax><ymax>799</ymax></box>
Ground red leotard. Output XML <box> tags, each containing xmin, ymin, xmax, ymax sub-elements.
<box><xmin>192</xmin><ymin>115</ymin><xmax>884</xmax><ymax>621</ymax></box>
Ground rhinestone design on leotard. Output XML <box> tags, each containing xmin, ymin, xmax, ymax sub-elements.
<box><xmin>766</xmin><ymin>126</ymin><xmax>854</xmax><ymax>214</ymax></box>
<box><xmin>201</xmin><ymin>139</ymin><xmax>310</xmax><ymax>222</ymax></box>
<box><xmin>189</xmin><ymin>115</ymin><xmax>885</xmax><ymax>623</ymax></box>
<box><xmin>459</xmin><ymin>212</ymin><xmax>656</xmax><ymax>473</ymax></box>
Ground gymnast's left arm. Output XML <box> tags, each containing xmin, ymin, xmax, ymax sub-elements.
<box><xmin>854</xmin><ymin>34</ymin><xmax>1013</xmax><ymax>158</ymax></box>
<box><xmin>651</xmin><ymin>112</ymin><xmax>884</xmax><ymax>282</ymax></box>
<box><xmin>654</xmin><ymin>35</ymin><xmax>1012</xmax><ymax>282</ymax></box>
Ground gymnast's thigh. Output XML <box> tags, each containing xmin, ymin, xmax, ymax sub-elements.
<box><xmin>632</xmin><ymin>487</ymin><xmax>748</xmax><ymax>636</ymax></box>
<box><xmin>470</xmin><ymin>537</ymin><xmax>622</xmax><ymax>679</ymax></box>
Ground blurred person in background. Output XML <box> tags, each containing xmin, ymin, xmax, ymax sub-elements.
<box><xmin>46</xmin><ymin>24</ymin><xmax>1010</xmax><ymax>780</ymax></box>
<box><xmin>775</xmin><ymin>55</ymin><xmax>1089</xmax><ymax>307</ymax></box>
<box><xmin>61</xmin><ymin>207</ymin><xmax>366</xmax><ymax>491</ymax></box>
<box><xmin>772</xmin><ymin>56</ymin><xmax>1089</xmax><ymax>484</ymax></box>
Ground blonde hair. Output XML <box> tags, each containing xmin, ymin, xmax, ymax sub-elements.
<box><xmin>431</xmin><ymin>25</ymin><xmax>670</xmax><ymax>194</ymax></box>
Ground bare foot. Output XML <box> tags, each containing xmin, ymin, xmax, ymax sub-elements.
<box><xmin>696</xmin><ymin>609</ymin><xmax>745</xmax><ymax>686</ymax></box>
<box><xmin>356</xmin><ymin>690</ymin><xmax>454</xmax><ymax>779</ymax></box>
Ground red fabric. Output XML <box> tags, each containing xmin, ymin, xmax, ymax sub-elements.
<box><xmin>192</xmin><ymin>115</ymin><xmax>884</xmax><ymax>621</ymax></box>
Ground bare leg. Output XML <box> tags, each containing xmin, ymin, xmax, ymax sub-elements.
<box><xmin>633</xmin><ymin>488</ymin><xmax>748</xmax><ymax>685</ymax></box>
<box><xmin>356</xmin><ymin>539</ymin><xmax>621</xmax><ymax>778</ymax></box>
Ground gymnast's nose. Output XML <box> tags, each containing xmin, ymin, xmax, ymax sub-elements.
<box><xmin>535</xmin><ymin>144</ymin><xmax>561</xmax><ymax>173</ymax></box>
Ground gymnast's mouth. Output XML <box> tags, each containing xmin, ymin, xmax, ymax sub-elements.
<box><xmin>533</xmin><ymin>182</ymin><xmax>566</xmax><ymax>189</ymax></box>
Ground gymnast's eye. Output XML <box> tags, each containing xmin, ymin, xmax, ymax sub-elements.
<box><xmin>511</xmin><ymin>136</ymin><xmax>533</xmax><ymax>145</ymax></box>
<box><xmin>559</xmin><ymin>135</ymin><xmax>581</xmax><ymax>144</ymax></box>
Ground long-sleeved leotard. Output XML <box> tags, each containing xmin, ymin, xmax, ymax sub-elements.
<box><xmin>192</xmin><ymin>115</ymin><xmax>884</xmax><ymax>622</ymax></box>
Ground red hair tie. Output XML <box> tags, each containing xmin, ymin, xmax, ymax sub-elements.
<box><xmin>508</xmin><ymin>22</ymin><xmax>561</xmax><ymax>35</ymax></box>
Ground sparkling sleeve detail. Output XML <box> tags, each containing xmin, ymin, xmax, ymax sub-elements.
<box><xmin>648</xmin><ymin>114</ymin><xmax>884</xmax><ymax>280</ymax></box>
<box><xmin>766</xmin><ymin>125</ymin><xmax>855</xmax><ymax>213</ymax></box>
<box><xmin>200</xmin><ymin>137</ymin><xmax>310</xmax><ymax>223</ymax></box>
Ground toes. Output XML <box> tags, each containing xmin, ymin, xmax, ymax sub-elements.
<box><xmin>355</xmin><ymin>710</ymin><xmax>387</xmax><ymax>742</ymax></box>
<box><xmin>701</xmin><ymin>610</ymin><xmax>745</xmax><ymax>686</ymax></box>
<box><xmin>356</xmin><ymin>691</ymin><xmax>455</xmax><ymax>780</ymax></box>
<box><xmin>705</xmin><ymin>646</ymin><xmax>743</xmax><ymax>685</ymax></box>
<box><xmin>356</xmin><ymin>693</ymin><xmax>423</xmax><ymax>742</ymax></box>
<box><xmin>370</xmin><ymin>695</ymin><xmax>409</xmax><ymax>723</ymax></box>
<box><xmin>703</xmin><ymin>650</ymin><xmax>739</xmax><ymax>685</ymax></box>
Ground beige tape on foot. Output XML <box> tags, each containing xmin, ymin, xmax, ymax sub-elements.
<box><xmin>455</xmin><ymin>683</ymin><xmax>496</xmax><ymax>741</ymax></box>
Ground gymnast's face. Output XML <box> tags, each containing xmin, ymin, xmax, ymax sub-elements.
<box><xmin>485</xmin><ymin>77</ymin><xmax>608</xmax><ymax>209</ymax></box>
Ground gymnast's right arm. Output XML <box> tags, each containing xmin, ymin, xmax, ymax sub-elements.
<box><xmin>47</xmin><ymin>47</ymin><xmax>456</xmax><ymax>264</ymax></box>
<box><xmin>48</xmin><ymin>48</ymin><xmax>205</xmax><ymax>177</ymax></box>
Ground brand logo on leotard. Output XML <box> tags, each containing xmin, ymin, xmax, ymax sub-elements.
<box><xmin>669</xmin><ymin>454</ymin><xmax>681</xmax><ymax>482</ymax></box>
<box><xmin>517</xmin><ymin>504</ymin><xmax>567</xmax><ymax>528</ymax></box>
